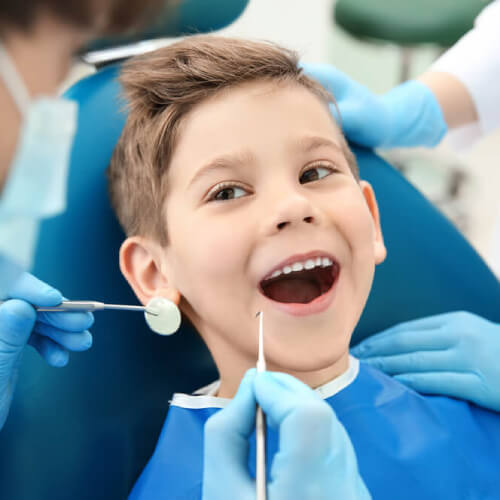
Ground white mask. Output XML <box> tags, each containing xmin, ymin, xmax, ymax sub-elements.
<box><xmin>0</xmin><ymin>43</ymin><xmax>77</xmax><ymax>297</ymax></box>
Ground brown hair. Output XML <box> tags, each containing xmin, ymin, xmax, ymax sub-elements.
<box><xmin>0</xmin><ymin>0</ymin><xmax>174</xmax><ymax>36</ymax></box>
<box><xmin>108</xmin><ymin>35</ymin><xmax>359</xmax><ymax>245</ymax></box>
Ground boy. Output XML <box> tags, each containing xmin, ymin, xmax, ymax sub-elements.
<box><xmin>108</xmin><ymin>36</ymin><xmax>500</xmax><ymax>499</ymax></box>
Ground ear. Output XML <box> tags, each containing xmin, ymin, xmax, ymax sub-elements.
<box><xmin>119</xmin><ymin>236</ymin><xmax>181</xmax><ymax>306</ymax></box>
<box><xmin>359</xmin><ymin>181</ymin><xmax>387</xmax><ymax>265</ymax></box>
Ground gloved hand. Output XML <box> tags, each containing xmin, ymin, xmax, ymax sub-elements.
<box><xmin>351</xmin><ymin>311</ymin><xmax>500</xmax><ymax>412</ymax></box>
<box><xmin>302</xmin><ymin>63</ymin><xmax>447</xmax><ymax>148</ymax></box>
<box><xmin>0</xmin><ymin>272</ymin><xmax>94</xmax><ymax>429</ymax></box>
<box><xmin>203</xmin><ymin>369</ymin><xmax>371</xmax><ymax>500</ymax></box>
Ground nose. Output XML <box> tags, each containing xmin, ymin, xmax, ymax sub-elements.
<box><xmin>261</xmin><ymin>190</ymin><xmax>321</xmax><ymax>236</ymax></box>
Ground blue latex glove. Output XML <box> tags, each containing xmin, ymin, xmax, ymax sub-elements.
<box><xmin>203</xmin><ymin>369</ymin><xmax>371</xmax><ymax>500</ymax></box>
<box><xmin>351</xmin><ymin>312</ymin><xmax>500</xmax><ymax>412</ymax></box>
<box><xmin>302</xmin><ymin>63</ymin><xmax>447</xmax><ymax>149</ymax></box>
<box><xmin>0</xmin><ymin>272</ymin><xmax>94</xmax><ymax>429</ymax></box>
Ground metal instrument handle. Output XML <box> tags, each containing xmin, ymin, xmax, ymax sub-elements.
<box><xmin>36</xmin><ymin>301</ymin><xmax>105</xmax><ymax>312</ymax></box>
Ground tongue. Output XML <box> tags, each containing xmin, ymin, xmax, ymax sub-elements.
<box><xmin>263</xmin><ymin>277</ymin><xmax>321</xmax><ymax>303</ymax></box>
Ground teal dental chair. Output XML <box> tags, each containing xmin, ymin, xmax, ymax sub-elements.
<box><xmin>1</xmin><ymin>62</ymin><xmax>500</xmax><ymax>500</ymax></box>
<box><xmin>85</xmin><ymin>0</ymin><xmax>251</xmax><ymax>54</ymax></box>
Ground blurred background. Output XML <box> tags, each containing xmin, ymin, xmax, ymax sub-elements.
<box><xmin>65</xmin><ymin>0</ymin><xmax>500</xmax><ymax>277</ymax></box>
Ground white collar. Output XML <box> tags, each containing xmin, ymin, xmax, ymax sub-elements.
<box><xmin>171</xmin><ymin>355</ymin><xmax>359</xmax><ymax>410</ymax></box>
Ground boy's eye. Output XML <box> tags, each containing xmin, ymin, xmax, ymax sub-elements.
<box><xmin>300</xmin><ymin>165</ymin><xmax>335</xmax><ymax>184</ymax></box>
<box><xmin>208</xmin><ymin>183</ymin><xmax>248</xmax><ymax>202</ymax></box>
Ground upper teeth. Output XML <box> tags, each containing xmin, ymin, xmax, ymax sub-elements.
<box><xmin>268</xmin><ymin>257</ymin><xmax>333</xmax><ymax>280</ymax></box>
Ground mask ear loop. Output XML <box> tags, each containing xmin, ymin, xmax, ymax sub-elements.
<box><xmin>0</xmin><ymin>43</ymin><xmax>31</xmax><ymax>116</ymax></box>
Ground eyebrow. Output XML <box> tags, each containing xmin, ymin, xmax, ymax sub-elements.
<box><xmin>296</xmin><ymin>135</ymin><xmax>344</xmax><ymax>155</ymax></box>
<box><xmin>187</xmin><ymin>135</ymin><xmax>344</xmax><ymax>189</ymax></box>
<box><xmin>188</xmin><ymin>150</ymin><xmax>255</xmax><ymax>189</ymax></box>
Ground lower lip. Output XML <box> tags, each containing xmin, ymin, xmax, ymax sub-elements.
<box><xmin>261</xmin><ymin>270</ymin><xmax>340</xmax><ymax>317</ymax></box>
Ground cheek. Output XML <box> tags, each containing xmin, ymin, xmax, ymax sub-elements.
<box><xmin>166</xmin><ymin>206</ymin><xmax>250</xmax><ymax>299</ymax></box>
<box><xmin>338</xmin><ymin>192</ymin><xmax>377</xmax><ymax>256</ymax></box>
<box><xmin>332</xmin><ymin>192</ymin><xmax>377</xmax><ymax>285</ymax></box>
<box><xmin>196</xmin><ymin>222</ymin><xmax>245</xmax><ymax>278</ymax></box>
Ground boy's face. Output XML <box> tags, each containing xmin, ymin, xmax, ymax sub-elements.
<box><xmin>128</xmin><ymin>81</ymin><xmax>385</xmax><ymax>387</ymax></box>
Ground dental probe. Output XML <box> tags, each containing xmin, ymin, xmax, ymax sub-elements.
<box><xmin>256</xmin><ymin>311</ymin><xmax>267</xmax><ymax>500</ymax></box>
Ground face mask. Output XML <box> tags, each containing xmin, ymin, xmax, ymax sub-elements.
<box><xmin>0</xmin><ymin>43</ymin><xmax>78</xmax><ymax>297</ymax></box>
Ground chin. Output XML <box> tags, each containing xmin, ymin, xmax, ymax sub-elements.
<box><xmin>268</xmin><ymin>340</ymin><xmax>349</xmax><ymax>376</ymax></box>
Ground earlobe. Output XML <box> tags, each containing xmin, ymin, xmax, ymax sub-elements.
<box><xmin>359</xmin><ymin>181</ymin><xmax>387</xmax><ymax>265</ymax></box>
<box><xmin>155</xmin><ymin>286</ymin><xmax>181</xmax><ymax>306</ymax></box>
<box><xmin>119</xmin><ymin>237</ymin><xmax>179</xmax><ymax>305</ymax></box>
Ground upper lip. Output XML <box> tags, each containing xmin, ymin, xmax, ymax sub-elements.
<box><xmin>258</xmin><ymin>250</ymin><xmax>339</xmax><ymax>284</ymax></box>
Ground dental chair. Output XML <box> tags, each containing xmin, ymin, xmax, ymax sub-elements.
<box><xmin>1</xmin><ymin>56</ymin><xmax>500</xmax><ymax>500</ymax></box>
<box><xmin>85</xmin><ymin>0</ymin><xmax>251</xmax><ymax>54</ymax></box>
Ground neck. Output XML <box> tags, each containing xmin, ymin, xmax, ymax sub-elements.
<box><xmin>210</xmin><ymin>334</ymin><xmax>351</xmax><ymax>399</ymax></box>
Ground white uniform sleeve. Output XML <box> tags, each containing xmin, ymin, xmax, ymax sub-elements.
<box><xmin>431</xmin><ymin>0</ymin><xmax>500</xmax><ymax>141</ymax></box>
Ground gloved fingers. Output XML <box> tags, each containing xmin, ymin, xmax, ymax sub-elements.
<box><xmin>394</xmin><ymin>371</ymin><xmax>480</xmax><ymax>400</ymax></box>
<box><xmin>255</xmin><ymin>371</ymin><xmax>335</xmax><ymax>462</ymax></box>
<box><xmin>33</xmin><ymin>321</ymin><xmax>93</xmax><ymax>351</ymax></box>
<box><xmin>6</xmin><ymin>273</ymin><xmax>63</xmax><ymax>306</ymax></box>
<box><xmin>335</xmin><ymin>101</ymin><xmax>385</xmax><ymax>148</ymax></box>
<box><xmin>0</xmin><ymin>301</ymin><xmax>36</xmax><ymax>387</ymax></box>
<box><xmin>36</xmin><ymin>310</ymin><xmax>94</xmax><ymax>333</ymax></box>
<box><xmin>351</xmin><ymin>326</ymin><xmax>454</xmax><ymax>358</ymax></box>
<box><xmin>360</xmin><ymin>350</ymin><xmax>459</xmax><ymax>375</ymax></box>
<box><xmin>204</xmin><ymin>369</ymin><xmax>257</xmax><ymax>459</ymax></box>
<box><xmin>28</xmin><ymin>333</ymin><xmax>69</xmax><ymax>367</ymax></box>
<box><xmin>5</xmin><ymin>276</ymin><xmax>94</xmax><ymax>332</ymax></box>
<box><xmin>301</xmin><ymin>63</ymin><xmax>360</xmax><ymax>100</ymax></box>
<box><xmin>0</xmin><ymin>299</ymin><xmax>37</xmax><ymax>351</ymax></box>
<box><xmin>254</xmin><ymin>371</ymin><xmax>321</xmax><ymax>426</ymax></box>
<box><xmin>203</xmin><ymin>370</ymin><xmax>256</xmax><ymax>498</ymax></box>
<box><xmin>352</xmin><ymin>315</ymin><xmax>456</xmax><ymax>356</ymax></box>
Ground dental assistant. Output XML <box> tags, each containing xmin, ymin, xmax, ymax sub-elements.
<box><xmin>0</xmin><ymin>0</ymin><xmax>170</xmax><ymax>431</ymax></box>
<box><xmin>304</xmin><ymin>0</ymin><xmax>500</xmax><ymax>413</ymax></box>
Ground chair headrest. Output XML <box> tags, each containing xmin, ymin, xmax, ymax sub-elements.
<box><xmin>85</xmin><ymin>0</ymin><xmax>250</xmax><ymax>54</ymax></box>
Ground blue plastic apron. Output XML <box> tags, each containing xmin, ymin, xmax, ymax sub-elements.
<box><xmin>129</xmin><ymin>361</ymin><xmax>500</xmax><ymax>499</ymax></box>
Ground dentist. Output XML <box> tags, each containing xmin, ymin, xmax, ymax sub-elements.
<box><xmin>0</xmin><ymin>0</ymin><xmax>168</xmax><ymax>431</ymax></box>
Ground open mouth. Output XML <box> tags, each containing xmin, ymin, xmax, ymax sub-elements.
<box><xmin>259</xmin><ymin>257</ymin><xmax>340</xmax><ymax>304</ymax></box>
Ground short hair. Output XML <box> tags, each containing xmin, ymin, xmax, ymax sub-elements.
<box><xmin>0</xmin><ymin>0</ymin><xmax>173</xmax><ymax>36</ymax></box>
<box><xmin>108</xmin><ymin>35</ymin><xmax>359</xmax><ymax>245</ymax></box>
